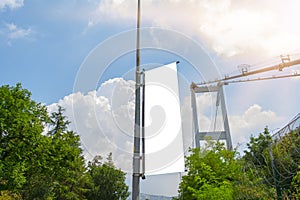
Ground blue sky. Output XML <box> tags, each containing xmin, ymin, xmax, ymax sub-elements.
<box><xmin>1</xmin><ymin>0</ymin><xmax>134</xmax><ymax>103</ymax></box>
<box><xmin>1</xmin><ymin>0</ymin><xmax>300</xmax><ymax>197</ymax></box>
<box><xmin>2</xmin><ymin>0</ymin><xmax>299</xmax><ymax>105</ymax></box>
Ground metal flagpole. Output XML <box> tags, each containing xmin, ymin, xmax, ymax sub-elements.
<box><xmin>132</xmin><ymin>0</ymin><xmax>141</xmax><ymax>199</ymax></box>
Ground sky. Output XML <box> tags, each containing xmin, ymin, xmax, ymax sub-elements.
<box><xmin>1</xmin><ymin>0</ymin><xmax>300</xmax><ymax>197</ymax></box>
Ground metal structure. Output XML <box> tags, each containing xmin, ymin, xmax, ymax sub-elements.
<box><xmin>272</xmin><ymin>113</ymin><xmax>300</xmax><ymax>141</ymax></box>
<box><xmin>269</xmin><ymin>113</ymin><xmax>299</xmax><ymax>200</ymax></box>
<box><xmin>191</xmin><ymin>83</ymin><xmax>233</xmax><ymax>150</ymax></box>
<box><xmin>132</xmin><ymin>0</ymin><xmax>142</xmax><ymax>199</ymax></box>
<box><xmin>191</xmin><ymin>56</ymin><xmax>300</xmax><ymax>150</ymax></box>
<box><xmin>196</xmin><ymin>55</ymin><xmax>300</xmax><ymax>86</ymax></box>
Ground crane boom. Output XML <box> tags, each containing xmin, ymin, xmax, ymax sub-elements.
<box><xmin>223</xmin><ymin>73</ymin><xmax>300</xmax><ymax>85</ymax></box>
<box><xmin>197</xmin><ymin>55</ymin><xmax>300</xmax><ymax>86</ymax></box>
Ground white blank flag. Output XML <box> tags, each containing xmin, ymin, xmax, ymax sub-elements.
<box><xmin>144</xmin><ymin>62</ymin><xmax>185</xmax><ymax>175</ymax></box>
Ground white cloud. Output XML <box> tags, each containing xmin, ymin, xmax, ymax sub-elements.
<box><xmin>0</xmin><ymin>22</ymin><xmax>33</xmax><ymax>43</ymax></box>
<box><xmin>0</xmin><ymin>0</ymin><xmax>23</xmax><ymax>10</ymax></box>
<box><xmin>48</xmin><ymin>78</ymin><xmax>135</xmax><ymax>172</ymax></box>
<box><xmin>88</xmin><ymin>0</ymin><xmax>300</xmax><ymax>59</ymax></box>
<box><xmin>229</xmin><ymin>104</ymin><xmax>282</xmax><ymax>147</ymax></box>
<box><xmin>6</xmin><ymin>23</ymin><xmax>32</xmax><ymax>39</ymax></box>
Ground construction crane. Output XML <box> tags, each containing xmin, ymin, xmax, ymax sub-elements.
<box><xmin>191</xmin><ymin>55</ymin><xmax>300</xmax><ymax>150</ymax></box>
<box><xmin>195</xmin><ymin>55</ymin><xmax>300</xmax><ymax>86</ymax></box>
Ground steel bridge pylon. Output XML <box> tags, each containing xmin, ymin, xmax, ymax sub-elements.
<box><xmin>191</xmin><ymin>83</ymin><xmax>233</xmax><ymax>150</ymax></box>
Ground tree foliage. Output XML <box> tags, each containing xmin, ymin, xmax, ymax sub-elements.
<box><xmin>176</xmin><ymin>141</ymin><xmax>239</xmax><ymax>200</ymax></box>
<box><xmin>0</xmin><ymin>84</ymin><xmax>49</xmax><ymax>192</ymax></box>
<box><xmin>0</xmin><ymin>84</ymin><xmax>129</xmax><ymax>200</ymax></box>
<box><xmin>177</xmin><ymin>126</ymin><xmax>299</xmax><ymax>199</ymax></box>
<box><xmin>243</xmin><ymin>127</ymin><xmax>300</xmax><ymax>199</ymax></box>
<box><xmin>86</xmin><ymin>153</ymin><xmax>129</xmax><ymax>200</ymax></box>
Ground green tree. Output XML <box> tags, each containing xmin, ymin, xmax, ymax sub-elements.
<box><xmin>86</xmin><ymin>153</ymin><xmax>129</xmax><ymax>200</ymax></box>
<box><xmin>243</xmin><ymin>127</ymin><xmax>300</xmax><ymax>199</ymax></box>
<box><xmin>20</xmin><ymin>106</ymin><xmax>90</xmax><ymax>200</ymax></box>
<box><xmin>290</xmin><ymin>165</ymin><xmax>300</xmax><ymax>198</ymax></box>
<box><xmin>244</xmin><ymin>127</ymin><xmax>272</xmax><ymax>167</ymax></box>
<box><xmin>0</xmin><ymin>84</ymin><xmax>89</xmax><ymax>199</ymax></box>
<box><xmin>0</xmin><ymin>84</ymin><xmax>49</xmax><ymax>194</ymax></box>
<box><xmin>270</xmin><ymin>128</ymin><xmax>300</xmax><ymax>198</ymax></box>
<box><xmin>0</xmin><ymin>190</ymin><xmax>22</xmax><ymax>200</ymax></box>
<box><xmin>176</xmin><ymin>139</ymin><xmax>273</xmax><ymax>200</ymax></box>
<box><xmin>242</xmin><ymin>127</ymin><xmax>275</xmax><ymax>198</ymax></box>
<box><xmin>46</xmin><ymin>106</ymin><xmax>89</xmax><ymax>200</ymax></box>
<box><xmin>176</xmin><ymin>141</ymin><xmax>238</xmax><ymax>200</ymax></box>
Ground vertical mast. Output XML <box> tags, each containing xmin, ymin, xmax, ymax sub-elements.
<box><xmin>132</xmin><ymin>0</ymin><xmax>141</xmax><ymax>199</ymax></box>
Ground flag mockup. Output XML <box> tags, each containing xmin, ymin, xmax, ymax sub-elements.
<box><xmin>144</xmin><ymin>62</ymin><xmax>184</xmax><ymax>175</ymax></box>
